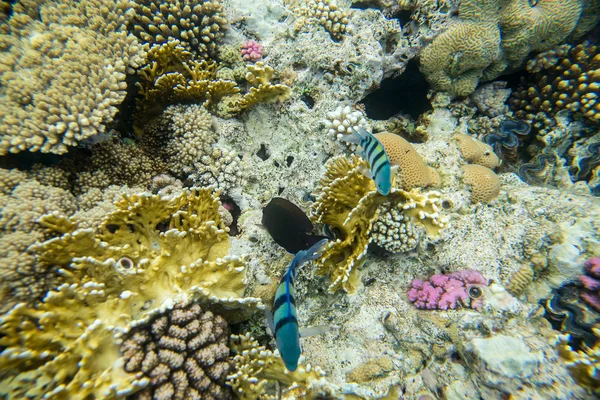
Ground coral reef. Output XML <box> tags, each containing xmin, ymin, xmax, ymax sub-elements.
<box><xmin>241</xmin><ymin>40</ymin><xmax>264</xmax><ymax>62</ymax></box>
<box><xmin>310</xmin><ymin>155</ymin><xmax>449</xmax><ymax>293</ymax></box>
<box><xmin>0</xmin><ymin>188</ymin><xmax>260</xmax><ymax>399</ymax></box>
<box><xmin>121</xmin><ymin>302</ymin><xmax>233</xmax><ymax>399</ymax></box>
<box><xmin>371</xmin><ymin>201</ymin><xmax>422</xmax><ymax>254</ymax></box>
<box><xmin>419</xmin><ymin>0</ymin><xmax>594</xmax><ymax>97</ymax></box>
<box><xmin>483</xmin><ymin>119</ymin><xmax>531</xmax><ymax>161</ymax></box>
<box><xmin>558</xmin><ymin>334</ymin><xmax>600</xmax><ymax>397</ymax></box>
<box><xmin>323</xmin><ymin>105</ymin><xmax>369</xmax><ymax>141</ymax></box>
<box><xmin>510</xmin><ymin>42</ymin><xmax>600</xmax><ymax>126</ymax></box>
<box><xmin>289</xmin><ymin>0</ymin><xmax>350</xmax><ymax>41</ymax></box>
<box><xmin>0</xmin><ymin>0</ymin><xmax>145</xmax><ymax>154</ymax></box>
<box><xmin>187</xmin><ymin>148</ymin><xmax>246</xmax><ymax>193</ymax></box>
<box><xmin>453</xmin><ymin>133</ymin><xmax>501</xmax><ymax>170</ymax></box>
<box><xmin>132</xmin><ymin>0</ymin><xmax>227</xmax><ymax>58</ymax></box>
<box><xmin>461</xmin><ymin>164</ymin><xmax>501</xmax><ymax>204</ymax></box>
<box><xmin>407</xmin><ymin>270</ymin><xmax>488</xmax><ymax>310</ymax></box>
<box><xmin>579</xmin><ymin>257</ymin><xmax>600</xmax><ymax>312</ymax></box>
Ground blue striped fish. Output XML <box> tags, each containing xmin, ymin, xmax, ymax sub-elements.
<box><xmin>270</xmin><ymin>238</ymin><xmax>328</xmax><ymax>371</ymax></box>
<box><xmin>342</xmin><ymin>127</ymin><xmax>392</xmax><ymax>195</ymax></box>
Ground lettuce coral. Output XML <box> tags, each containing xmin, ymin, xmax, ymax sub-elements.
<box><xmin>310</xmin><ymin>155</ymin><xmax>449</xmax><ymax>293</ymax></box>
<box><xmin>0</xmin><ymin>188</ymin><xmax>260</xmax><ymax>399</ymax></box>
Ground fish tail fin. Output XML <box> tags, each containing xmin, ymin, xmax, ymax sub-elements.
<box><xmin>339</xmin><ymin>126</ymin><xmax>363</xmax><ymax>144</ymax></box>
<box><xmin>295</xmin><ymin>238</ymin><xmax>329</xmax><ymax>264</ymax></box>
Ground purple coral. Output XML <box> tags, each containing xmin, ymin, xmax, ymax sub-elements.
<box><xmin>407</xmin><ymin>270</ymin><xmax>488</xmax><ymax>311</ymax></box>
<box><xmin>241</xmin><ymin>40</ymin><xmax>264</xmax><ymax>62</ymax></box>
<box><xmin>579</xmin><ymin>257</ymin><xmax>600</xmax><ymax>312</ymax></box>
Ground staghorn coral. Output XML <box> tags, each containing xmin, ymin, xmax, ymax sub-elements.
<box><xmin>0</xmin><ymin>188</ymin><xmax>261</xmax><ymax>399</ymax></box>
<box><xmin>132</xmin><ymin>0</ymin><xmax>227</xmax><ymax>58</ymax></box>
<box><xmin>375</xmin><ymin>132</ymin><xmax>441</xmax><ymax>189</ymax></box>
<box><xmin>288</xmin><ymin>0</ymin><xmax>350</xmax><ymax>41</ymax></box>
<box><xmin>510</xmin><ymin>42</ymin><xmax>600</xmax><ymax>125</ymax></box>
<box><xmin>419</xmin><ymin>0</ymin><xmax>594</xmax><ymax>97</ymax></box>
<box><xmin>227</xmin><ymin>333</ymin><xmax>326</xmax><ymax>399</ymax></box>
<box><xmin>310</xmin><ymin>155</ymin><xmax>449</xmax><ymax>293</ymax></box>
<box><xmin>121</xmin><ymin>301</ymin><xmax>233</xmax><ymax>399</ymax></box>
<box><xmin>461</xmin><ymin>164</ymin><xmax>500</xmax><ymax>204</ymax></box>
<box><xmin>0</xmin><ymin>0</ymin><xmax>146</xmax><ymax>154</ymax></box>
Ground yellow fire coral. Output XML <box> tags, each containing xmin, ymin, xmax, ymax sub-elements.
<box><xmin>311</xmin><ymin>155</ymin><xmax>449</xmax><ymax>293</ymax></box>
<box><xmin>0</xmin><ymin>188</ymin><xmax>260</xmax><ymax>399</ymax></box>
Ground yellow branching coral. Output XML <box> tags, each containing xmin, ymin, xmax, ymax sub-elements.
<box><xmin>227</xmin><ymin>333</ymin><xmax>326</xmax><ymax>399</ymax></box>
<box><xmin>311</xmin><ymin>155</ymin><xmax>449</xmax><ymax>293</ymax></box>
<box><xmin>0</xmin><ymin>188</ymin><xmax>261</xmax><ymax>399</ymax></box>
<box><xmin>557</xmin><ymin>332</ymin><xmax>600</xmax><ymax>395</ymax></box>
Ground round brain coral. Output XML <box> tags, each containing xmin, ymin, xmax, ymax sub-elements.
<box><xmin>461</xmin><ymin>164</ymin><xmax>500</xmax><ymax>203</ymax></box>
<box><xmin>453</xmin><ymin>133</ymin><xmax>500</xmax><ymax>169</ymax></box>
<box><xmin>121</xmin><ymin>302</ymin><xmax>233</xmax><ymax>400</ymax></box>
<box><xmin>374</xmin><ymin>132</ymin><xmax>440</xmax><ymax>190</ymax></box>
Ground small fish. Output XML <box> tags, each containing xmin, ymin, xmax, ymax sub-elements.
<box><xmin>262</xmin><ymin>197</ymin><xmax>330</xmax><ymax>254</ymax></box>
<box><xmin>341</xmin><ymin>127</ymin><xmax>392</xmax><ymax>195</ymax></box>
<box><xmin>267</xmin><ymin>238</ymin><xmax>329</xmax><ymax>371</ymax></box>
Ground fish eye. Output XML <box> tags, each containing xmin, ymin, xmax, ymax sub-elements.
<box><xmin>468</xmin><ymin>285</ymin><xmax>482</xmax><ymax>299</ymax></box>
<box><xmin>118</xmin><ymin>257</ymin><xmax>133</xmax><ymax>269</ymax></box>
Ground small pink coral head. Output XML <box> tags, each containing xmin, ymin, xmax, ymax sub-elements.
<box><xmin>241</xmin><ymin>40</ymin><xmax>264</xmax><ymax>62</ymax></box>
<box><xmin>585</xmin><ymin>257</ymin><xmax>600</xmax><ymax>277</ymax></box>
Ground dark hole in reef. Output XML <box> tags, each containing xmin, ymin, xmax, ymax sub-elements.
<box><xmin>127</xmin><ymin>223</ymin><xmax>136</xmax><ymax>233</ymax></box>
<box><xmin>395</xmin><ymin>9</ymin><xmax>414</xmax><ymax>26</ymax></box>
<box><xmin>155</xmin><ymin>219</ymin><xmax>170</xmax><ymax>233</ymax></box>
<box><xmin>273</xmin><ymin>160</ymin><xmax>280</xmax><ymax>168</ymax></box>
<box><xmin>108</xmin><ymin>73</ymin><xmax>138</xmax><ymax>139</ymax></box>
<box><xmin>300</xmin><ymin>93</ymin><xmax>315</xmax><ymax>109</ymax></box>
<box><xmin>277</xmin><ymin>187</ymin><xmax>285</xmax><ymax>195</ymax></box>
<box><xmin>286</xmin><ymin>156</ymin><xmax>294</xmax><ymax>167</ymax></box>
<box><xmin>256</xmin><ymin>144</ymin><xmax>270</xmax><ymax>160</ymax></box>
<box><xmin>220</xmin><ymin>195</ymin><xmax>241</xmax><ymax>236</ymax></box>
<box><xmin>367</xmin><ymin>242</ymin><xmax>390</xmax><ymax>257</ymax></box>
<box><xmin>106</xmin><ymin>224</ymin><xmax>119</xmax><ymax>234</ymax></box>
<box><xmin>359</xmin><ymin>59</ymin><xmax>431</xmax><ymax>120</ymax></box>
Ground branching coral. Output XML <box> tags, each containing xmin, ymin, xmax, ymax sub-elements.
<box><xmin>227</xmin><ymin>333</ymin><xmax>326</xmax><ymax>399</ymax></box>
<box><xmin>132</xmin><ymin>0</ymin><xmax>227</xmax><ymax>58</ymax></box>
<box><xmin>558</xmin><ymin>334</ymin><xmax>600</xmax><ymax>396</ymax></box>
<box><xmin>510</xmin><ymin>42</ymin><xmax>600</xmax><ymax>126</ymax></box>
<box><xmin>288</xmin><ymin>0</ymin><xmax>350</xmax><ymax>41</ymax></box>
<box><xmin>310</xmin><ymin>155</ymin><xmax>449</xmax><ymax>293</ymax></box>
<box><xmin>0</xmin><ymin>0</ymin><xmax>146</xmax><ymax>154</ymax></box>
<box><xmin>187</xmin><ymin>148</ymin><xmax>246</xmax><ymax>193</ymax></box>
<box><xmin>121</xmin><ymin>302</ymin><xmax>233</xmax><ymax>399</ymax></box>
<box><xmin>0</xmin><ymin>188</ymin><xmax>261</xmax><ymax>399</ymax></box>
<box><xmin>323</xmin><ymin>105</ymin><xmax>368</xmax><ymax>141</ymax></box>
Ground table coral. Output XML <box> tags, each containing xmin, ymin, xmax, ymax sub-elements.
<box><xmin>407</xmin><ymin>270</ymin><xmax>489</xmax><ymax>310</ymax></box>
<box><xmin>0</xmin><ymin>0</ymin><xmax>146</xmax><ymax>154</ymax></box>
<box><xmin>121</xmin><ymin>302</ymin><xmax>233</xmax><ymax>399</ymax></box>
<box><xmin>132</xmin><ymin>0</ymin><xmax>227</xmax><ymax>58</ymax></box>
<box><xmin>0</xmin><ymin>188</ymin><xmax>261</xmax><ymax>399</ymax></box>
<box><xmin>310</xmin><ymin>155</ymin><xmax>449</xmax><ymax>293</ymax></box>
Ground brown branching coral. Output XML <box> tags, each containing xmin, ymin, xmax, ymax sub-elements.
<box><xmin>132</xmin><ymin>0</ymin><xmax>227</xmax><ymax>58</ymax></box>
<box><xmin>121</xmin><ymin>302</ymin><xmax>233</xmax><ymax>400</ymax></box>
<box><xmin>288</xmin><ymin>0</ymin><xmax>350</xmax><ymax>41</ymax></box>
<box><xmin>510</xmin><ymin>42</ymin><xmax>600</xmax><ymax>126</ymax></box>
<box><xmin>0</xmin><ymin>188</ymin><xmax>261</xmax><ymax>399</ymax></box>
<box><xmin>0</xmin><ymin>0</ymin><xmax>145</xmax><ymax>154</ymax></box>
<box><xmin>310</xmin><ymin>155</ymin><xmax>449</xmax><ymax>293</ymax></box>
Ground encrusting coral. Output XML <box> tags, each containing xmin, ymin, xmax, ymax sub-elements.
<box><xmin>418</xmin><ymin>0</ymin><xmax>594</xmax><ymax>97</ymax></box>
<box><xmin>132</xmin><ymin>0</ymin><xmax>227</xmax><ymax>58</ymax></box>
<box><xmin>310</xmin><ymin>155</ymin><xmax>449</xmax><ymax>293</ymax></box>
<box><xmin>0</xmin><ymin>0</ymin><xmax>146</xmax><ymax>154</ymax></box>
<box><xmin>0</xmin><ymin>188</ymin><xmax>261</xmax><ymax>399</ymax></box>
<box><xmin>120</xmin><ymin>302</ymin><xmax>233</xmax><ymax>399</ymax></box>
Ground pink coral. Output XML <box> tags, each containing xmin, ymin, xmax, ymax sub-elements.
<box><xmin>407</xmin><ymin>270</ymin><xmax>488</xmax><ymax>311</ymax></box>
<box><xmin>579</xmin><ymin>257</ymin><xmax>600</xmax><ymax>311</ymax></box>
<box><xmin>241</xmin><ymin>40</ymin><xmax>264</xmax><ymax>62</ymax></box>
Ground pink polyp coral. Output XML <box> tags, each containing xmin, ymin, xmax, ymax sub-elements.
<box><xmin>579</xmin><ymin>257</ymin><xmax>600</xmax><ymax>311</ymax></box>
<box><xmin>241</xmin><ymin>40</ymin><xmax>264</xmax><ymax>62</ymax></box>
<box><xmin>407</xmin><ymin>270</ymin><xmax>488</xmax><ymax>311</ymax></box>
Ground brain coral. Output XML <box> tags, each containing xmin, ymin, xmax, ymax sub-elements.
<box><xmin>311</xmin><ymin>155</ymin><xmax>449</xmax><ymax>293</ymax></box>
<box><xmin>0</xmin><ymin>188</ymin><xmax>260</xmax><ymax>399</ymax></box>
<box><xmin>0</xmin><ymin>0</ymin><xmax>146</xmax><ymax>154</ymax></box>
<box><xmin>461</xmin><ymin>164</ymin><xmax>501</xmax><ymax>203</ymax></box>
<box><xmin>419</xmin><ymin>0</ymin><xmax>594</xmax><ymax>97</ymax></box>
<box><xmin>453</xmin><ymin>133</ymin><xmax>501</xmax><ymax>169</ymax></box>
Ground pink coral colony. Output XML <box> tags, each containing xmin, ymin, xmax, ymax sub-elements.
<box><xmin>579</xmin><ymin>257</ymin><xmax>600</xmax><ymax>312</ymax></box>
<box><xmin>241</xmin><ymin>40</ymin><xmax>264</xmax><ymax>62</ymax></box>
<box><xmin>407</xmin><ymin>270</ymin><xmax>488</xmax><ymax>311</ymax></box>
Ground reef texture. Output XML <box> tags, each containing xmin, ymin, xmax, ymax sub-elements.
<box><xmin>0</xmin><ymin>0</ymin><xmax>145</xmax><ymax>154</ymax></box>
<box><xmin>419</xmin><ymin>0</ymin><xmax>596</xmax><ymax>97</ymax></box>
<box><xmin>0</xmin><ymin>188</ymin><xmax>259</xmax><ymax>399</ymax></box>
<box><xmin>579</xmin><ymin>257</ymin><xmax>600</xmax><ymax>312</ymax></box>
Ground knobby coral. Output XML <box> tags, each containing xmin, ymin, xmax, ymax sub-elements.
<box><xmin>0</xmin><ymin>0</ymin><xmax>146</xmax><ymax>154</ymax></box>
<box><xmin>407</xmin><ymin>270</ymin><xmax>489</xmax><ymax>310</ymax></box>
<box><xmin>0</xmin><ymin>188</ymin><xmax>261</xmax><ymax>399</ymax></box>
<box><xmin>310</xmin><ymin>155</ymin><xmax>449</xmax><ymax>293</ymax></box>
<box><xmin>579</xmin><ymin>257</ymin><xmax>600</xmax><ymax>312</ymax></box>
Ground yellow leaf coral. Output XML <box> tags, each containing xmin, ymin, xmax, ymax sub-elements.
<box><xmin>311</xmin><ymin>155</ymin><xmax>449</xmax><ymax>293</ymax></box>
<box><xmin>0</xmin><ymin>188</ymin><xmax>261</xmax><ymax>399</ymax></box>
